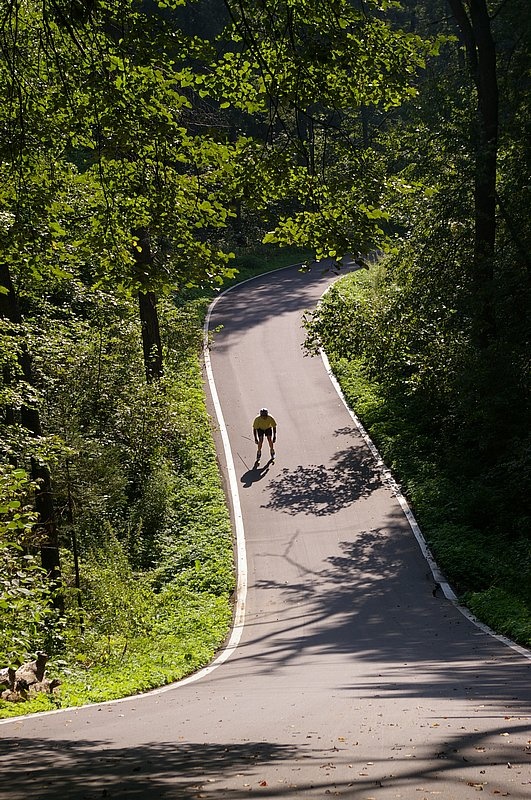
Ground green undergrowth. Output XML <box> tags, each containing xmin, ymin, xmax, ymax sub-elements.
<box><xmin>0</xmin><ymin>591</ymin><xmax>231</xmax><ymax>718</ymax></box>
<box><xmin>228</xmin><ymin>245</ymin><xmax>314</xmax><ymax>284</ymax></box>
<box><xmin>1</xmin><ymin>298</ymin><xmax>235</xmax><ymax>718</ymax></box>
<box><xmin>177</xmin><ymin>246</ymin><xmax>313</xmax><ymax>309</ymax></box>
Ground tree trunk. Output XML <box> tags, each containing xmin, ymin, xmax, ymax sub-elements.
<box><xmin>0</xmin><ymin>261</ymin><xmax>62</xmax><ymax>602</ymax></box>
<box><xmin>447</xmin><ymin>0</ymin><xmax>499</xmax><ymax>344</ymax></box>
<box><xmin>138</xmin><ymin>289</ymin><xmax>163</xmax><ymax>382</ymax></box>
<box><xmin>360</xmin><ymin>105</ymin><xmax>369</xmax><ymax>148</ymax></box>
<box><xmin>133</xmin><ymin>228</ymin><xmax>164</xmax><ymax>382</ymax></box>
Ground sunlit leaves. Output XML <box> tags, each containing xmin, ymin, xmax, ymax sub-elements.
<box><xmin>0</xmin><ymin>0</ymin><xmax>252</xmax><ymax>300</ymax></box>
<box><xmin>219</xmin><ymin>0</ymin><xmax>430</xmax><ymax>112</ymax></box>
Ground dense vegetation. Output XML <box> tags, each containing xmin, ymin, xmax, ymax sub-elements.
<box><xmin>1</xmin><ymin>0</ymin><xmax>529</xmax><ymax>717</ymax></box>
<box><xmin>0</xmin><ymin>287</ymin><xmax>233</xmax><ymax>716</ymax></box>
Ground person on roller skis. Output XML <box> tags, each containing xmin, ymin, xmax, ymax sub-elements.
<box><xmin>253</xmin><ymin>408</ymin><xmax>276</xmax><ymax>462</ymax></box>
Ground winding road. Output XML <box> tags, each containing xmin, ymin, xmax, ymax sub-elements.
<box><xmin>1</xmin><ymin>264</ymin><xmax>530</xmax><ymax>799</ymax></box>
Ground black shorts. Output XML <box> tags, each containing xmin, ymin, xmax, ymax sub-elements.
<box><xmin>256</xmin><ymin>427</ymin><xmax>272</xmax><ymax>439</ymax></box>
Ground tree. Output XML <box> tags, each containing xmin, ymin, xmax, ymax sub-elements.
<box><xmin>303</xmin><ymin>0</ymin><xmax>530</xmax><ymax>555</ymax></box>
<box><xmin>0</xmin><ymin>0</ymin><xmax>242</xmax><ymax>591</ymax></box>
<box><xmin>446</xmin><ymin>0</ymin><xmax>499</xmax><ymax>343</ymax></box>
<box><xmin>211</xmin><ymin>0</ymin><xmax>433</xmax><ymax>259</ymax></box>
<box><xmin>0</xmin><ymin>264</ymin><xmax>61</xmax><ymax>596</ymax></box>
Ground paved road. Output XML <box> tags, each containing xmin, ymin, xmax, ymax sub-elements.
<box><xmin>1</xmin><ymin>265</ymin><xmax>530</xmax><ymax>799</ymax></box>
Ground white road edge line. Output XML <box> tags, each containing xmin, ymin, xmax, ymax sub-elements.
<box><xmin>319</xmin><ymin>344</ymin><xmax>531</xmax><ymax>662</ymax></box>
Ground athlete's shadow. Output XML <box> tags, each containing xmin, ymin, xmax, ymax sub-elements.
<box><xmin>241</xmin><ymin>459</ymin><xmax>274</xmax><ymax>488</ymax></box>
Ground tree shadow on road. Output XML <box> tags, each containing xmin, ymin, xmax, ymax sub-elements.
<box><xmin>239</xmin><ymin>512</ymin><xmax>531</xmax><ymax>708</ymax></box>
<box><xmin>0</xmin><ymin>736</ymin><xmax>299</xmax><ymax>799</ymax></box>
<box><xmin>1</xmin><ymin>724</ymin><xmax>529</xmax><ymax>799</ymax></box>
<box><xmin>240</xmin><ymin>425</ymin><xmax>531</xmax><ymax>704</ymax></box>
<box><xmin>261</xmin><ymin>448</ymin><xmax>380</xmax><ymax>515</ymax></box>
<box><xmin>208</xmin><ymin>263</ymin><xmax>353</xmax><ymax>348</ymax></box>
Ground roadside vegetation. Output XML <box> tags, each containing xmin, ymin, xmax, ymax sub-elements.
<box><xmin>300</xmin><ymin>0</ymin><xmax>530</xmax><ymax>648</ymax></box>
<box><xmin>1</xmin><ymin>288</ymin><xmax>233</xmax><ymax>718</ymax></box>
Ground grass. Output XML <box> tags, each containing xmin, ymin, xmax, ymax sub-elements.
<box><xmin>0</xmin><ymin>591</ymin><xmax>232</xmax><ymax>718</ymax></box>
<box><xmin>228</xmin><ymin>244</ymin><xmax>314</xmax><ymax>284</ymax></box>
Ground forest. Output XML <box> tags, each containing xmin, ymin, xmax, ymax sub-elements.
<box><xmin>0</xmin><ymin>0</ymin><xmax>529</xmax><ymax>716</ymax></box>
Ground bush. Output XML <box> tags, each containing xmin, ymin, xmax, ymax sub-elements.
<box><xmin>0</xmin><ymin>286</ymin><xmax>236</xmax><ymax>717</ymax></box>
<box><xmin>62</xmin><ymin>529</ymin><xmax>154</xmax><ymax>664</ymax></box>
<box><xmin>427</xmin><ymin>523</ymin><xmax>495</xmax><ymax>594</ymax></box>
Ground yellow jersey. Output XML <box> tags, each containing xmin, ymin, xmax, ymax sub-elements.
<box><xmin>253</xmin><ymin>415</ymin><xmax>277</xmax><ymax>431</ymax></box>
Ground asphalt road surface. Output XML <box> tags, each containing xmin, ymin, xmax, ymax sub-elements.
<box><xmin>1</xmin><ymin>264</ymin><xmax>530</xmax><ymax>799</ymax></box>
